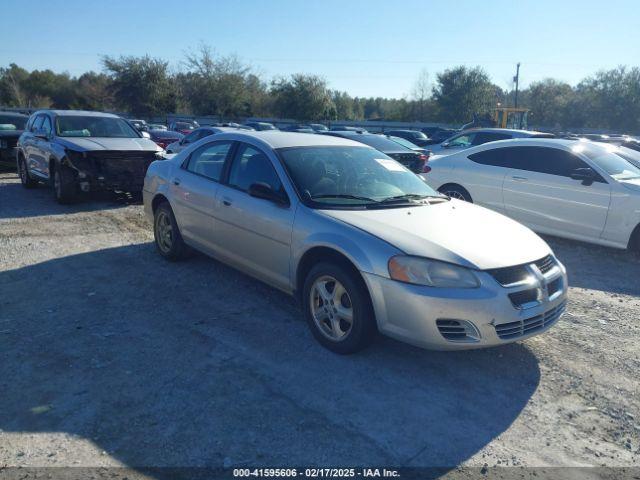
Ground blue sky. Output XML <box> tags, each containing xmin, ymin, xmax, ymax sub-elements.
<box><xmin>2</xmin><ymin>0</ymin><xmax>638</xmax><ymax>98</ymax></box>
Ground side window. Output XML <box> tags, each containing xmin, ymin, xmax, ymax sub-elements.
<box><xmin>31</xmin><ymin>115</ymin><xmax>44</xmax><ymax>132</ymax></box>
<box><xmin>468</xmin><ymin>148</ymin><xmax>508</xmax><ymax>167</ymax></box>
<box><xmin>182</xmin><ymin>130</ymin><xmax>201</xmax><ymax>144</ymax></box>
<box><xmin>41</xmin><ymin>116</ymin><xmax>53</xmax><ymax>136</ymax></box>
<box><xmin>503</xmin><ymin>147</ymin><xmax>590</xmax><ymax>177</ymax></box>
<box><xmin>448</xmin><ymin>133</ymin><xmax>475</xmax><ymax>147</ymax></box>
<box><xmin>472</xmin><ymin>132</ymin><xmax>511</xmax><ymax>145</ymax></box>
<box><xmin>228</xmin><ymin>143</ymin><xmax>282</xmax><ymax>192</ymax></box>
<box><xmin>184</xmin><ymin>141</ymin><xmax>233</xmax><ymax>181</ymax></box>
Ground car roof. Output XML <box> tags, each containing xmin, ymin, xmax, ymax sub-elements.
<box><xmin>459</xmin><ymin>127</ymin><xmax>549</xmax><ymax>136</ymax></box>
<box><xmin>34</xmin><ymin>110</ymin><xmax>121</xmax><ymax>118</ymax></box>
<box><xmin>209</xmin><ymin>130</ymin><xmax>368</xmax><ymax>149</ymax></box>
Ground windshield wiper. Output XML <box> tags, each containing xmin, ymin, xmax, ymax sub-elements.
<box><xmin>309</xmin><ymin>194</ymin><xmax>380</xmax><ymax>203</ymax></box>
<box><xmin>378</xmin><ymin>193</ymin><xmax>447</xmax><ymax>203</ymax></box>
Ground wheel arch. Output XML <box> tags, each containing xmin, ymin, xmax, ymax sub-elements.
<box><xmin>151</xmin><ymin>193</ymin><xmax>171</xmax><ymax>214</ymax></box>
<box><xmin>628</xmin><ymin>223</ymin><xmax>640</xmax><ymax>252</ymax></box>
<box><xmin>295</xmin><ymin>246</ymin><xmax>369</xmax><ymax>306</ymax></box>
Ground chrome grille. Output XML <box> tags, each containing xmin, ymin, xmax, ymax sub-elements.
<box><xmin>487</xmin><ymin>254</ymin><xmax>557</xmax><ymax>287</ymax></box>
<box><xmin>535</xmin><ymin>255</ymin><xmax>556</xmax><ymax>274</ymax></box>
<box><xmin>487</xmin><ymin>264</ymin><xmax>530</xmax><ymax>287</ymax></box>
<box><xmin>508</xmin><ymin>288</ymin><xmax>538</xmax><ymax>308</ymax></box>
<box><xmin>494</xmin><ymin>301</ymin><xmax>566</xmax><ymax>340</ymax></box>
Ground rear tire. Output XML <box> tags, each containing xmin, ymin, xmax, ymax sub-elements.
<box><xmin>629</xmin><ymin>225</ymin><xmax>640</xmax><ymax>253</ymax></box>
<box><xmin>153</xmin><ymin>202</ymin><xmax>190</xmax><ymax>261</ymax></box>
<box><xmin>52</xmin><ymin>165</ymin><xmax>77</xmax><ymax>204</ymax></box>
<box><xmin>18</xmin><ymin>155</ymin><xmax>37</xmax><ymax>189</ymax></box>
<box><xmin>438</xmin><ymin>184</ymin><xmax>472</xmax><ymax>202</ymax></box>
<box><xmin>303</xmin><ymin>262</ymin><xmax>376</xmax><ymax>354</ymax></box>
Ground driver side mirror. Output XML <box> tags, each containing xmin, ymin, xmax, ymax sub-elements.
<box><xmin>570</xmin><ymin>167</ymin><xmax>596</xmax><ymax>186</ymax></box>
<box><xmin>248</xmin><ymin>182</ymin><xmax>289</xmax><ymax>206</ymax></box>
<box><xmin>441</xmin><ymin>142</ymin><xmax>450</xmax><ymax>148</ymax></box>
<box><xmin>141</xmin><ymin>131</ymin><xmax>151</xmax><ymax>139</ymax></box>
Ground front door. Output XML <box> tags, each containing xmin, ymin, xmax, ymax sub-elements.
<box><xmin>212</xmin><ymin>142</ymin><xmax>295</xmax><ymax>291</ymax></box>
<box><xmin>501</xmin><ymin>146</ymin><xmax>611</xmax><ymax>240</ymax></box>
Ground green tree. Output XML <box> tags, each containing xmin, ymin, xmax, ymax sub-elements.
<box><xmin>520</xmin><ymin>79</ymin><xmax>573</xmax><ymax>128</ymax></box>
<box><xmin>180</xmin><ymin>45</ymin><xmax>262</xmax><ymax>118</ymax></box>
<box><xmin>270</xmin><ymin>74</ymin><xmax>333</xmax><ymax>121</ymax></box>
<box><xmin>73</xmin><ymin>72</ymin><xmax>115</xmax><ymax>111</ymax></box>
<box><xmin>102</xmin><ymin>55</ymin><xmax>177</xmax><ymax>117</ymax></box>
<box><xmin>432</xmin><ymin>66</ymin><xmax>497</xmax><ymax>124</ymax></box>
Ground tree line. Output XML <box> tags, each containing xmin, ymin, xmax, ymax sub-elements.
<box><xmin>1</xmin><ymin>45</ymin><xmax>639</xmax><ymax>132</ymax></box>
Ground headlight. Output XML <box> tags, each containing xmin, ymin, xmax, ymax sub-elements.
<box><xmin>154</xmin><ymin>150</ymin><xmax>166</xmax><ymax>160</ymax></box>
<box><xmin>388</xmin><ymin>255</ymin><xmax>480</xmax><ymax>288</ymax></box>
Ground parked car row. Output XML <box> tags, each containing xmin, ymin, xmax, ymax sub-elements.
<box><xmin>0</xmin><ymin>111</ymin><xmax>28</xmax><ymax>169</ymax></box>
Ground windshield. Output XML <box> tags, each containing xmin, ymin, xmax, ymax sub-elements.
<box><xmin>278</xmin><ymin>146</ymin><xmax>440</xmax><ymax>208</ymax></box>
<box><xmin>56</xmin><ymin>116</ymin><xmax>140</xmax><ymax>138</ymax></box>
<box><xmin>0</xmin><ymin>115</ymin><xmax>27</xmax><ymax>130</ymax></box>
<box><xmin>573</xmin><ymin>143</ymin><xmax>640</xmax><ymax>180</ymax></box>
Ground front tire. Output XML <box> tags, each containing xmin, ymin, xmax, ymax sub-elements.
<box><xmin>18</xmin><ymin>156</ymin><xmax>37</xmax><ymax>188</ymax></box>
<box><xmin>52</xmin><ymin>165</ymin><xmax>77</xmax><ymax>204</ymax></box>
<box><xmin>303</xmin><ymin>262</ymin><xmax>376</xmax><ymax>354</ymax></box>
<box><xmin>153</xmin><ymin>202</ymin><xmax>190</xmax><ymax>261</ymax></box>
<box><xmin>438</xmin><ymin>184</ymin><xmax>472</xmax><ymax>202</ymax></box>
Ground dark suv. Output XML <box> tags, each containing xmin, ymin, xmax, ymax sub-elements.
<box><xmin>17</xmin><ymin>110</ymin><xmax>163</xmax><ymax>203</ymax></box>
<box><xmin>385</xmin><ymin>129</ymin><xmax>431</xmax><ymax>147</ymax></box>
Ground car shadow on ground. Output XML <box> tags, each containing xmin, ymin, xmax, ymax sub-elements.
<box><xmin>543</xmin><ymin>235</ymin><xmax>640</xmax><ymax>296</ymax></box>
<box><xmin>0</xmin><ymin>174</ymin><xmax>141</xmax><ymax>219</ymax></box>
<box><xmin>0</xmin><ymin>243</ymin><xmax>540</xmax><ymax>471</ymax></box>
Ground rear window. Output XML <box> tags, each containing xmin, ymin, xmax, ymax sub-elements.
<box><xmin>348</xmin><ymin>134</ymin><xmax>409</xmax><ymax>151</ymax></box>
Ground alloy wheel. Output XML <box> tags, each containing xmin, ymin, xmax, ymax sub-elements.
<box><xmin>54</xmin><ymin>170</ymin><xmax>63</xmax><ymax>199</ymax></box>
<box><xmin>19</xmin><ymin>159</ymin><xmax>27</xmax><ymax>184</ymax></box>
<box><xmin>444</xmin><ymin>190</ymin><xmax>467</xmax><ymax>201</ymax></box>
<box><xmin>310</xmin><ymin>275</ymin><xmax>354</xmax><ymax>341</ymax></box>
<box><xmin>155</xmin><ymin>210</ymin><xmax>174</xmax><ymax>254</ymax></box>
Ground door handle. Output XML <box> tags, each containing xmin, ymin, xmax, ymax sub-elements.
<box><xmin>222</xmin><ymin>197</ymin><xmax>232</xmax><ymax>206</ymax></box>
<box><xmin>172</xmin><ymin>178</ymin><xmax>181</xmax><ymax>185</ymax></box>
<box><xmin>512</xmin><ymin>176</ymin><xmax>528</xmax><ymax>181</ymax></box>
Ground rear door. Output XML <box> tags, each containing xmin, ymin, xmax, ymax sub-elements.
<box><xmin>169</xmin><ymin>140</ymin><xmax>234</xmax><ymax>250</ymax></box>
<box><xmin>462</xmin><ymin>147</ymin><xmax>512</xmax><ymax>213</ymax></box>
<box><xmin>501</xmin><ymin>146</ymin><xmax>611</xmax><ymax>240</ymax></box>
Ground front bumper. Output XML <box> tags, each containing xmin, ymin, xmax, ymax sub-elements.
<box><xmin>363</xmin><ymin>258</ymin><xmax>568</xmax><ymax>350</ymax></box>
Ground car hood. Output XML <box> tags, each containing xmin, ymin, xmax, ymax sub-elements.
<box><xmin>320</xmin><ymin>199</ymin><xmax>550</xmax><ymax>270</ymax></box>
<box><xmin>55</xmin><ymin>137</ymin><xmax>160</xmax><ymax>152</ymax></box>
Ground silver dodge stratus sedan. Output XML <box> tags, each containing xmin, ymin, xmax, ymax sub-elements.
<box><xmin>143</xmin><ymin>131</ymin><xmax>567</xmax><ymax>354</ymax></box>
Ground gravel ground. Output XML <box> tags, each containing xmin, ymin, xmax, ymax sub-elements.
<box><xmin>0</xmin><ymin>172</ymin><xmax>638</xmax><ymax>477</ymax></box>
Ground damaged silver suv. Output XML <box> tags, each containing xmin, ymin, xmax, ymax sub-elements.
<box><xmin>17</xmin><ymin>110</ymin><xmax>164</xmax><ymax>203</ymax></box>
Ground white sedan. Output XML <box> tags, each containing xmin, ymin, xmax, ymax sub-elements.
<box><xmin>422</xmin><ymin>138</ymin><xmax>640</xmax><ymax>251</ymax></box>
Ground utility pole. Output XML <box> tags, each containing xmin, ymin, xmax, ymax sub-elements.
<box><xmin>514</xmin><ymin>62</ymin><xmax>521</xmax><ymax>108</ymax></box>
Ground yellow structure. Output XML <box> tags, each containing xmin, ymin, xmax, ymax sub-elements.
<box><xmin>493</xmin><ymin>107</ymin><xmax>529</xmax><ymax>129</ymax></box>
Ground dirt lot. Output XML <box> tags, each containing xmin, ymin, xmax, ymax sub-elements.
<box><xmin>0</xmin><ymin>172</ymin><xmax>639</xmax><ymax>477</ymax></box>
